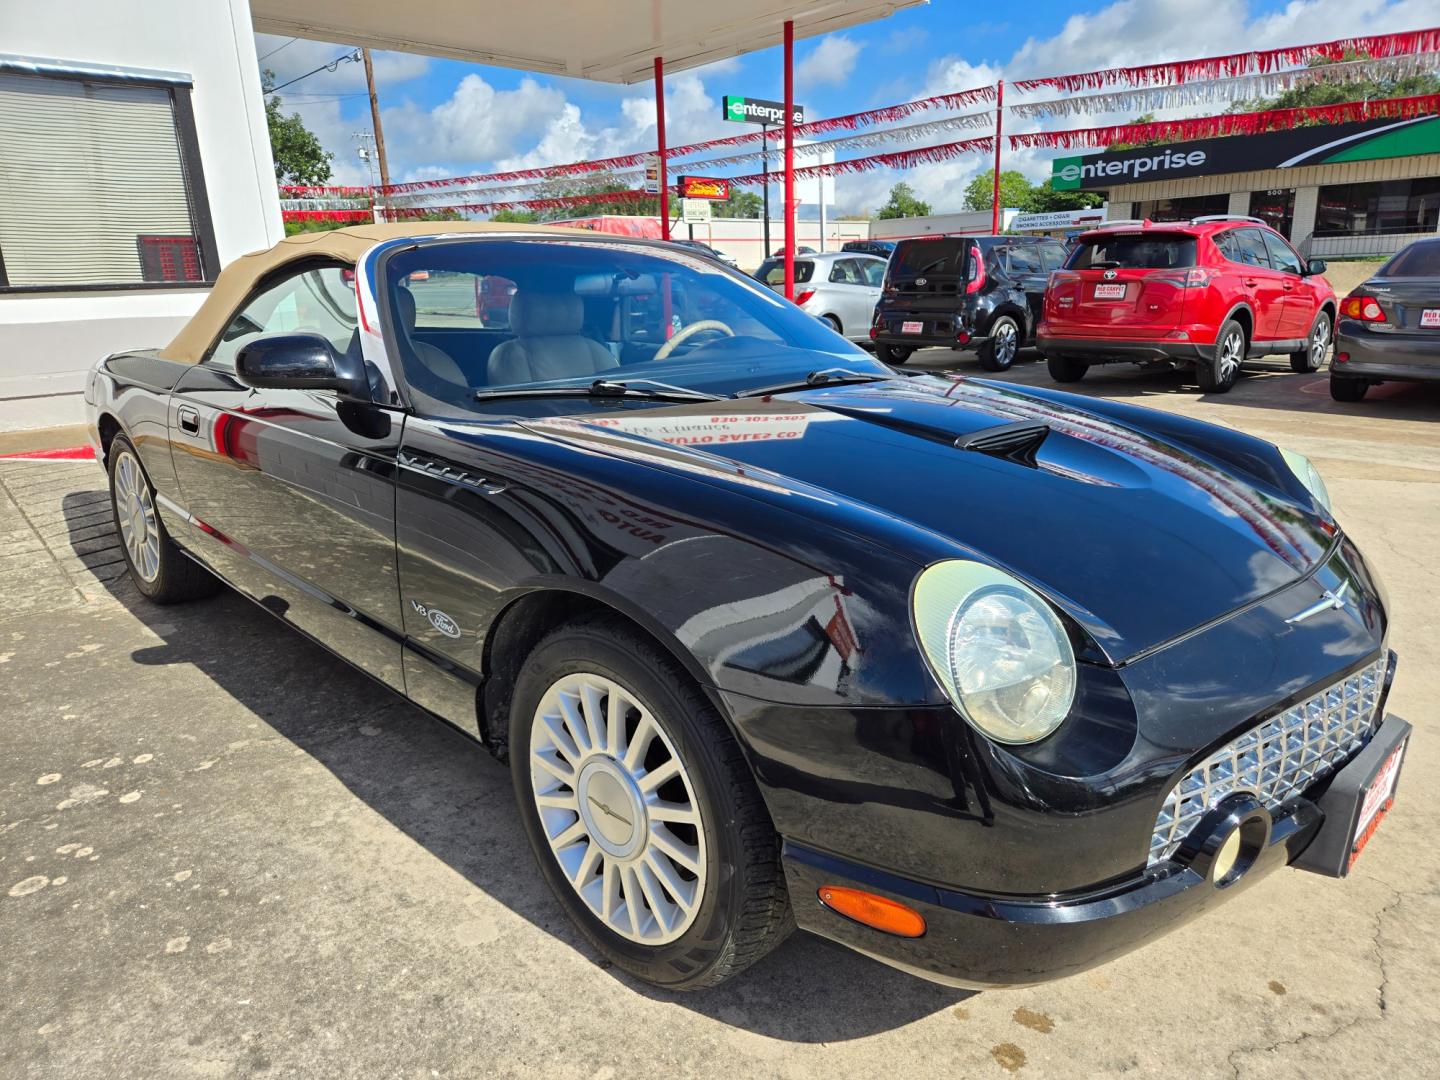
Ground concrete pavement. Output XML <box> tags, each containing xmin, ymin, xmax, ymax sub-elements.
<box><xmin>2</xmin><ymin>357</ymin><xmax>1438</xmax><ymax>1078</ymax></box>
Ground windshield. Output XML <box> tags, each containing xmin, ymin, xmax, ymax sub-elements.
<box><xmin>1379</xmin><ymin>240</ymin><xmax>1440</xmax><ymax>278</ymax></box>
<box><xmin>1067</xmin><ymin>233</ymin><xmax>1197</xmax><ymax>270</ymax></box>
<box><xmin>891</xmin><ymin>238</ymin><xmax>967</xmax><ymax>280</ymax></box>
<box><xmin>755</xmin><ymin>258</ymin><xmax>815</xmax><ymax>285</ymax></box>
<box><xmin>385</xmin><ymin>238</ymin><xmax>877</xmax><ymax>415</ymax></box>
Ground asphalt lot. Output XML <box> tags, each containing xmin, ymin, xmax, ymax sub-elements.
<box><xmin>3</xmin><ymin>352</ymin><xmax>1439</xmax><ymax>1078</ymax></box>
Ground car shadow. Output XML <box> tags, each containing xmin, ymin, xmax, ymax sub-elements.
<box><xmin>64</xmin><ymin>492</ymin><xmax>971</xmax><ymax>1041</ymax></box>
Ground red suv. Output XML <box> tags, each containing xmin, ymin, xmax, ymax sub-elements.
<box><xmin>1038</xmin><ymin>216</ymin><xmax>1336</xmax><ymax>393</ymax></box>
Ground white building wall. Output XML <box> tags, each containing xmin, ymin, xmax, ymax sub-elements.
<box><xmin>0</xmin><ymin>0</ymin><xmax>281</xmax><ymax>429</ymax></box>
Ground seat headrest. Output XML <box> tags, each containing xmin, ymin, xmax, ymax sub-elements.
<box><xmin>394</xmin><ymin>285</ymin><xmax>417</xmax><ymax>331</ymax></box>
<box><xmin>510</xmin><ymin>291</ymin><xmax>584</xmax><ymax>337</ymax></box>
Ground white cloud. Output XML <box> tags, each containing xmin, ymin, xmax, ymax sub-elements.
<box><xmin>797</xmin><ymin>35</ymin><xmax>861</xmax><ymax>88</ymax></box>
<box><xmin>255</xmin><ymin>35</ymin><xmax>429</xmax><ymax>95</ymax></box>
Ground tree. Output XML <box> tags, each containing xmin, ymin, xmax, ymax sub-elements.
<box><xmin>875</xmin><ymin>182</ymin><xmax>931</xmax><ymax>219</ymax></box>
<box><xmin>530</xmin><ymin>174</ymin><xmax>660</xmax><ymax>221</ymax></box>
<box><xmin>712</xmin><ymin>190</ymin><xmax>764</xmax><ymax>219</ymax></box>
<box><xmin>1022</xmin><ymin>178</ymin><xmax>1105</xmax><ymax>213</ymax></box>
<box><xmin>962</xmin><ymin>170</ymin><xmax>1033</xmax><ymax>212</ymax></box>
<box><xmin>490</xmin><ymin>208</ymin><xmax>540</xmax><ymax>223</ymax></box>
<box><xmin>262</xmin><ymin>70</ymin><xmax>335</xmax><ymax>186</ymax></box>
<box><xmin>1105</xmin><ymin>114</ymin><xmax>1164</xmax><ymax>152</ymax></box>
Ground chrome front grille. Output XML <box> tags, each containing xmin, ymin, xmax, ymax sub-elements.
<box><xmin>1149</xmin><ymin>659</ymin><xmax>1387</xmax><ymax>866</ymax></box>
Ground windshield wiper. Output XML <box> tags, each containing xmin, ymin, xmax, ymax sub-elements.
<box><xmin>734</xmin><ymin>368</ymin><xmax>891</xmax><ymax>398</ymax></box>
<box><xmin>476</xmin><ymin>378</ymin><xmax>722</xmax><ymax>404</ymax></box>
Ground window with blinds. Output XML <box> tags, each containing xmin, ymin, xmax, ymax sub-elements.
<box><xmin>0</xmin><ymin>73</ymin><xmax>206</xmax><ymax>288</ymax></box>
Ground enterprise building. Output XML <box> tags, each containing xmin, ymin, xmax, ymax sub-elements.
<box><xmin>1051</xmin><ymin>115</ymin><xmax>1440</xmax><ymax>258</ymax></box>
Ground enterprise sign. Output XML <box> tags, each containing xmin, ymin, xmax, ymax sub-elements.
<box><xmin>1052</xmin><ymin>115</ymin><xmax>1440</xmax><ymax>191</ymax></box>
<box><xmin>723</xmin><ymin>95</ymin><xmax>804</xmax><ymax>126</ymax></box>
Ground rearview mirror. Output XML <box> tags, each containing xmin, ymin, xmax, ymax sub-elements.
<box><xmin>235</xmin><ymin>333</ymin><xmax>370</xmax><ymax>399</ymax></box>
<box><xmin>1305</xmin><ymin>258</ymin><xmax>1327</xmax><ymax>276</ymax></box>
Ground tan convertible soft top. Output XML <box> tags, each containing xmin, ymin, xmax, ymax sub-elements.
<box><xmin>158</xmin><ymin>220</ymin><xmax>592</xmax><ymax>364</ymax></box>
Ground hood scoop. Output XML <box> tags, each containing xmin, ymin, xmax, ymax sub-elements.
<box><xmin>955</xmin><ymin>421</ymin><xmax>1049</xmax><ymax>467</ymax></box>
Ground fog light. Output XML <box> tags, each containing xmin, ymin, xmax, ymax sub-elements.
<box><xmin>818</xmin><ymin>886</ymin><xmax>926</xmax><ymax>937</ymax></box>
<box><xmin>1336</xmin><ymin>352</ymin><xmax>1349</xmax><ymax>364</ymax></box>
<box><xmin>869</xmin><ymin>326</ymin><xmax>878</xmax><ymax>341</ymax></box>
<box><xmin>1212</xmin><ymin>829</ymin><xmax>1243</xmax><ymax>881</ymax></box>
<box><xmin>955</xmin><ymin>330</ymin><xmax>971</xmax><ymax>345</ymax></box>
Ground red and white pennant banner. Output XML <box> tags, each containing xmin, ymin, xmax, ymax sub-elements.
<box><xmin>1008</xmin><ymin>92</ymin><xmax>1440</xmax><ymax>149</ymax></box>
<box><xmin>1012</xmin><ymin>27</ymin><xmax>1440</xmax><ymax>92</ymax></box>
<box><xmin>727</xmin><ymin>137</ymin><xmax>994</xmax><ymax>185</ymax></box>
<box><xmin>1010</xmin><ymin>52</ymin><xmax>1440</xmax><ymax>118</ymax></box>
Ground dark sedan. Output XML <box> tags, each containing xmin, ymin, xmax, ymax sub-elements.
<box><xmin>87</xmin><ymin>221</ymin><xmax>1410</xmax><ymax>991</ymax></box>
<box><xmin>1332</xmin><ymin>237</ymin><xmax>1440</xmax><ymax>401</ymax></box>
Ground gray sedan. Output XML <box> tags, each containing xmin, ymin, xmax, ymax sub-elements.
<box><xmin>755</xmin><ymin>251</ymin><xmax>888</xmax><ymax>342</ymax></box>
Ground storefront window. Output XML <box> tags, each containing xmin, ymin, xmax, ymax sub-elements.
<box><xmin>1314</xmin><ymin>178</ymin><xmax>1440</xmax><ymax>237</ymax></box>
<box><xmin>1248</xmin><ymin>189</ymin><xmax>1295</xmax><ymax>238</ymax></box>
<box><xmin>1134</xmin><ymin>193</ymin><xmax>1230</xmax><ymax>223</ymax></box>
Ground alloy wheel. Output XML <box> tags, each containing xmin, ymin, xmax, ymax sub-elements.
<box><xmin>114</xmin><ymin>450</ymin><xmax>161</xmax><ymax>582</ymax></box>
<box><xmin>1310</xmin><ymin>318</ymin><xmax>1330</xmax><ymax>368</ymax></box>
<box><xmin>528</xmin><ymin>672</ymin><xmax>706</xmax><ymax>946</ymax></box>
<box><xmin>994</xmin><ymin>320</ymin><xmax>1017</xmax><ymax>365</ymax></box>
<box><xmin>1218</xmin><ymin>330</ymin><xmax>1244</xmax><ymax>381</ymax></box>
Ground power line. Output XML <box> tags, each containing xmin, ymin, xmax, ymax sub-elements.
<box><xmin>266</xmin><ymin>49</ymin><xmax>362</xmax><ymax>94</ymax></box>
<box><xmin>257</xmin><ymin>37</ymin><xmax>298</xmax><ymax>62</ymax></box>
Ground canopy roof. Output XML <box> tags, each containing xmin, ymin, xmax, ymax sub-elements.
<box><xmin>159</xmin><ymin>221</ymin><xmax>587</xmax><ymax>364</ymax></box>
<box><xmin>251</xmin><ymin>0</ymin><xmax>922</xmax><ymax>83</ymax></box>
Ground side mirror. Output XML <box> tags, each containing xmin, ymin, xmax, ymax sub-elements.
<box><xmin>235</xmin><ymin>333</ymin><xmax>370</xmax><ymax>399</ymax></box>
<box><xmin>1306</xmin><ymin>258</ymin><xmax>1327</xmax><ymax>276</ymax></box>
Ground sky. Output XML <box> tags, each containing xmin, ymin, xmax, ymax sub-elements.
<box><xmin>256</xmin><ymin>0</ymin><xmax>1439</xmax><ymax>216</ymax></box>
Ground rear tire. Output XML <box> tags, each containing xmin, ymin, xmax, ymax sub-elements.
<box><xmin>1046</xmin><ymin>353</ymin><xmax>1089</xmax><ymax>383</ymax></box>
<box><xmin>1330</xmin><ymin>375</ymin><xmax>1369</xmax><ymax>402</ymax></box>
<box><xmin>1198</xmin><ymin>319</ymin><xmax>1245</xmax><ymax>393</ymax></box>
<box><xmin>1291</xmin><ymin>312</ymin><xmax>1331</xmax><ymax>373</ymax></box>
<box><xmin>509</xmin><ymin>615</ymin><xmax>792</xmax><ymax>990</ymax></box>
<box><xmin>978</xmin><ymin>315</ymin><xmax>1020</xmax><ymax>372</ymax></box>
<box><xmin>876</xmin><ymin>343</ymin><xmax>914</xmax><ymax>365</ymax></box>
<box><xmin>822</xmin><ymin>314</ymin><xmax>843</xmax><ymax>335</ymax></box>
<box><xmin>107</xmin><ymin>435</ymin><xmax>218</xmax><ymax>603</ymax></box>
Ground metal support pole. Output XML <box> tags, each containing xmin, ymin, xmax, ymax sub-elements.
<box><xmin>991</xmin><ymin>79</ymin><xmax>1004</xmax><ymax>235</ymax></box>
<box><xmin>655</xmin><ymin>56</ymin><xmax>670</xmax><ymax>241</ymax></box>
<box><xmin>362</xmin><ymin>48</ymin><xmax>391</xmax><ymax>219</ymax></box>
<box><xmin>761</xmin><ymin>123</ymin><xmax>771</xmax><ymax>256</ymax></box>
<box><xmin>783</xmin><ymin>19</ymin><xmax>795</xmax><ymax>301</ymax></box>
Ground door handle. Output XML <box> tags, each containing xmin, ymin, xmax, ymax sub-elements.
<box><xmin>1283</xmin><ymin>282</ymin><xmax>1295</xmax><ymax>291</ymax></box>
<box><xmin>1243</xmin><ymin>278</ymin><xmax>1258</xmax><ymax>288</ymax></box>
<box><xmin>177</xmin><ymin>406</ymin><xmax>200</xmax><ymax>435</ymax></box>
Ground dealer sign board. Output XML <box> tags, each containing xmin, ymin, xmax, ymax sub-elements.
<box><xmin>676</xmin><ymin>175</ymin><xmax>731</xmax><ymax>200</ymax></box>
<box><xmin>1052</xmin><ymin>115</ymin><xmax>1440</xmax><ymax>191</ymax></box>
<box><xmin>723</xmin><ymin>95</ymin><xmax>804</xmax><ymax>127</ymax></box>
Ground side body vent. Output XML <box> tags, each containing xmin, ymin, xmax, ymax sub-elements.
<box><xmin>954</xmin><ymin>421</ymin><xmax>1050</xmax><ymax>467</ymax></box>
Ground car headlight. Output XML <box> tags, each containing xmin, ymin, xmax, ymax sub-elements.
<box><xmin>1279</xmin><ymin>447</ymin><xmax>1331</xmax><ymax>513</ymax></box>
<box><xmin>912</xmin><ymin>560</ymin><xmax>1076</xmax><ymax>745</ymax></box>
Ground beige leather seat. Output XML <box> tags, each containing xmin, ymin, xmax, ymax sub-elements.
<box><xmin>487</xmin><ymin>291</ymin><xmax>618</xmax><ymax>386</ymax></box>
<box><xmin>394</xmin><ymin>286</ymin><xmax>468</xmax><ymax>387</ymax></box>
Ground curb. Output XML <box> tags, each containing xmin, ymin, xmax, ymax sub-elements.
<box><xmin>0</xmin><ymin>446</ymin><xmax>95</xmax><ymax>461</ymax></box>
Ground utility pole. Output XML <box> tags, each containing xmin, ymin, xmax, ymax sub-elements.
<box><xmin>760</xmin><ymin>123</ymin><xmax>771</xmax><ymax>256</ymax></box>
<box><xmin>361</xmin><ymin>48</ymin><xmax>391</xmax><ymax>215</ymax></box>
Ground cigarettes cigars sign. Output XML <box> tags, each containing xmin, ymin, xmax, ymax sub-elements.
<box><xmin>723</xmin><ymin>95</ymin><xmax>805</xmax><ymax>126</ymax></box>
<box><xmin>676</xmin><ymin>175</ymin><xmax>730</xmax><ymax>200</ymax></box>
<box><xmin>1051</xmin><ymin>115</ymin><xmax>1440</xmax><ymax>191</ymax></box>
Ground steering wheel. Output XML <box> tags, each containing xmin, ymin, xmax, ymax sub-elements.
<box><xmin>654</xmin><ymin>319</ymin><xmax>735</xmax><ymax>360</ymax></box>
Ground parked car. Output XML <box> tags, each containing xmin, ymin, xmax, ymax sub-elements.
<box><xmin>1331</xmin><ymin>237</ymin><xmax>1440</xmax><ymax>402</ymax></box>
<box><xmin>871</xmin><ymin>235</ymin><xmax>1069</xmax><ymax>369</ymax></box>
<box><xmin>88</xmin><ymin>221</ymin><xmax>1409</xmax><ymax>992</ymax></box>
<box><xmin>769</xmin><ymin>245</ymin><xmax>817</xmax><ymax>257</ymax></box>
<box><xmin>755</xmin><ymin>250</ymin><xmax>887</xmax><ymax>342</ymax></box>
<box><xmin>668</xmin><ymin>237</ymin><xmax>740</xmax><ymax>270</ymax></box>
<box><xmin>842</xmin><ymin>239</ymin><xmax>896</xmax><ymax>258</ymax></box>
<box><xmin>1039</xmin><ymin>216</ymin><xmax>1336</xmax><ymax>392</ymax></box>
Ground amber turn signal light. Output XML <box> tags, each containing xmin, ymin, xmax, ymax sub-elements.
<box><xmin>818</xmin><ymin>886</ymin><xmax>926</xmax><ymax>938</ymax></box>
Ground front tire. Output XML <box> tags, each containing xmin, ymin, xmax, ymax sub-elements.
<box><xmin>1330</xmin><ymin>374</ymin><xmax>1369</xmax><ymax>402</ymax></box>
<box><xmin>978</xmin><ymin>315</ymin><xmax>1020</xmax><ymax>372</ymax></box>
<box><xmin>1199</xmin><ymin>319</ymin><xmax>1245</xmax><ymax>393</ymax></box>
<box><xmin>1291</xmin><ymin>312</ymin><xmax>1331</xmax><ymax>373</ymax></box>
<box><xmin>1046</xmin><ymin>353</ymin><xmax>1089</xmax><ymax>383</ymax></box>
<box><xmin>876</xmin><ymin>342</ymin><xmax>914</xmax><ymax>365</ymax></box>
<box><xmin>510</xmin><ymin>616</ymin><xmax>791</xmax><ymax>990</ymax></box>
<box><xmin>107</xmin><ymin>435</ymin><xmax>218</xmax><ymax>603</ymax></box>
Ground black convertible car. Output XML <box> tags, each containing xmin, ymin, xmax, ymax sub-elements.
<box><xmin>87</xmin><ymin>222</ymin><xmax>1410</xmax><ymax>991</ymax></box>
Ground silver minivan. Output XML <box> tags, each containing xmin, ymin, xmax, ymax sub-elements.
<box><xmin>755</xmin><ymin>251</ymin><xmax>887</xmax><ymax>342</ymax></box>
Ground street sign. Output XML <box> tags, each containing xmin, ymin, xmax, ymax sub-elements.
<box><xmin>643</xmin><ymin>154</ymin><xmax>661</xmax><ymax>195</ymax></box>
<box><xmin>722</xmin><ymin>95</ymin><xmax>804</xmax><ymax>126</ymax></box>
<box><xmin>681</xmin><ymin>199</ymin><xmax>712</xmax><ymax>224</ymax></box>
<box><xmin>676</xmin><ymin>175</ymin><xmax>731</xmax><ymax>200</ymax></box>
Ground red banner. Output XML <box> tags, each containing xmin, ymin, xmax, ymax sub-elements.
<box><xmin>728</xmin><ymin>136</ymin><xmax>994</xmax><ymax>185</ymax></box>
<box><xmin>1008</xmin><ymin>92</ymin><xmax>1440</xmax><ymax>150</ymax></box>
<box><xmin>1012</xmin><ymin>27</ymin><xmax>1440</xmax><ymax>92</ymax></box>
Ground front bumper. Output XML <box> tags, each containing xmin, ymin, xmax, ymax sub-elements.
<box><xmin>1335</xmin><ymin>322</ymin><xmax>1440</xmax><ymax>382</ymax></box>
<box><xmin>784</xmin><ymin>715</ymin><xmax>1408</xmax><ymax>988</ymax></box>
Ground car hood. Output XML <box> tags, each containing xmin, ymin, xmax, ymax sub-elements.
<box><xmin>522</xmin><ymin>376</ymin><xmax>1334</xmax><ymax>662</ymax></box>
